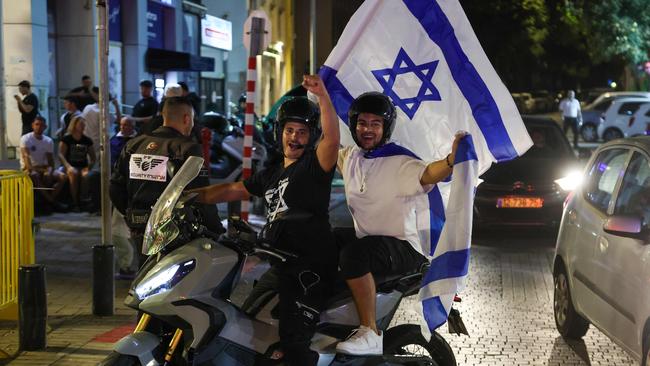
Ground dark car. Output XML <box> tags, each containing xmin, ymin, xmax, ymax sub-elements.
<box><xmin>473</xmin><ymin>116</ymin><xmax>582</xmax><ymax>231</ymax></box>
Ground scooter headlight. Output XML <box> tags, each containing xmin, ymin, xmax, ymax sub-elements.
<box><xmin>135</xmin><ymin>259</ymin><xmax>196</xmax><ymax>300</ymax></box>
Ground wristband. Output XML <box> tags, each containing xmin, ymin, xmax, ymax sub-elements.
<box><xmin>445</xmin><ymin>154</ymin><xmax>453</xmax><ymax>168</ymax></box>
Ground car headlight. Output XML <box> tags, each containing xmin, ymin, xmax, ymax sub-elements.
<box><xmin>135</xmin><ymin>259</ymin><xmax>196</xmax><ymax>300</ymax></box>
<box><xmin>555</xmin><ymin>171</ymin><xmax>583</xmax><ymax>191</ymax></box>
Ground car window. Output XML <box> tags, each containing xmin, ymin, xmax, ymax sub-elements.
<box><xmin>617</xmin><ymin>102</ymin><xmax>644</xmax><ymax>116</ymax></box>
<box><xmin>584</xmin><ymin>149</ymin><xmax>630</xmax><ymax>213</ymax></box>
<box><xmin>522</xmin><ymin>123</ymin><xmax>573</xmax><ymax>159</ymax></box>
<box><xmin>614</xmin><ymin>152</ymin><xmax>650</xmax><ymax>228</ymax></box>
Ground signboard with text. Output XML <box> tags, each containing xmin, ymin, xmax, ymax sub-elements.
<box><xmin>201</xmin><ymin>14</ymin><xmax>232</xmax><ymax>51</ymax></box>
<box><xmin>147</xmin><ymin>1</ymin><xmax>163</xmax><ymax>49</ymax></box>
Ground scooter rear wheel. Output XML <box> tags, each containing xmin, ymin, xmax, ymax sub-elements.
<box><xmin>384</xmin><ymin>324</ymin><xmax>456</xmax><ymax>366</ymax></box>
<box><xmin>98</xmin><ymin>352</ymin><xmax>141</xmax><ymax>366</ymax></box>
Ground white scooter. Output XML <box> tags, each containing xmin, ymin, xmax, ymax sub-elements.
<box><xmin>99</xmin><ymin>156</ymin><xmax>460</xmax><ymax>366</ymax></box>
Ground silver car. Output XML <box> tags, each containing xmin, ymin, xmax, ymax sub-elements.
<box><xmin>553</xmin><ymin>136</ymin><xmax>650</xmax><ymax>365</ymax></box>
<box><xmin>580</xmin><ymin>92</ymin><xmax>650</xmax><ymax>142</ymax></box>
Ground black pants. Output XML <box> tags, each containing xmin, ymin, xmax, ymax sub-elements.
<box><xmin>243</xmin><ymin>261</ymin><xmax>335</xmax><ymax>366</ymax></box>
<box><xmin>563</xmin><ymin>117</ymin><xmax>579</xmax><ymax>147</ymax></box>
<box><xmin>335</xmin><ymin>228</ymin><xmax>427</xmax><ymax>280</ymax></box>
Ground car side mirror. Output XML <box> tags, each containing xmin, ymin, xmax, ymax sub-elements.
<box><xmin>603</xmin><ymin>215</ymin><xmax>647</xmax><ymax>240</ymax></box>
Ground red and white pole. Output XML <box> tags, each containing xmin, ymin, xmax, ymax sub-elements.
<box><xmin>241</xmin><ymin>56</ymin><xmax>256</xmax><ymax>221</ymax></box>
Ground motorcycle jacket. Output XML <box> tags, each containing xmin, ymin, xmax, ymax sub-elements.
<box><xmin>110</xmin><ymin>126</ymin><xmax>224</xmax><ymax>234</ymax></box>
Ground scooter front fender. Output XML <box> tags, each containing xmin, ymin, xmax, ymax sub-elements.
<box><xmin>112</xmin><ymin>331</ymin><xmax>161</xmax><ymax>366</ymax></box>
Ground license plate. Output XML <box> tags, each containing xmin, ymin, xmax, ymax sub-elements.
<box><xmin>496</xmin><ymin>196</ymin><xmax>544</xmax><ymax>208</ymax></box>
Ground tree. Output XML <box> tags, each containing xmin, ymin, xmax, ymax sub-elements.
<box><xmin>461</xmin><ymin>0</ymin><xmax>549</xmax><ymax>91</ymax></box>
<box><xmin>583</xmin><ymin>0</ymin><xmax>650</xmax><ymax>89</ymax></box>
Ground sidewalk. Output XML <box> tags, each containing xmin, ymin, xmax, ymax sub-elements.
<box><xmin>0</xmin><ymin>212</ymin><xmax>136</xmax><ymax>366</ymax></box>
<box><xmin>0</xmin><ymin>204</ymin><xmax>267</xmax><ymax>366</ymax></box>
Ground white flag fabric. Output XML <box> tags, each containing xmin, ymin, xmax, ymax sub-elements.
<box><xmin>319</xmin><ymin>0</ymin><xmax>532</xmax><ymax>331</ymax></box>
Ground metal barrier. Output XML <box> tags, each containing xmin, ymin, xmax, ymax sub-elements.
<box><xmin>0</xmin><ymin>170</ymin><xmax>35</xmax><ymax>320</ymax></box>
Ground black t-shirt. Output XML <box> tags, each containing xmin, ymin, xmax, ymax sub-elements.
<box><xmin>69</xmin><ymin>86</ymin><xmax>95</xmax><ymax>110</ymax></box>
<box><xmin>243</xmin><ymin>149</ymin><xmax>337</xmax><ymax>263</ymax></box>
<box><xmin>21</xmin><ymin>93</ymin><xmax>39</xmax><ymax>134</ymax></box>
<box><xmin>61</xmin><ymin>134</ymin><xmax>93</xmax><ymax>168</ymax></box>
<box><xmin>133</xmin><ymin>96</ymin><xmax>159</xmax><ymax>118</ymax></box>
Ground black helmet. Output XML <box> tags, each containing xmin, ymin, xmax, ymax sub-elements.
<box><xmin>274</xmin><ymin>97</ymin><xmax>321</xmax><ymax>149</ymax></box>
<box><xmin>238</xmin><ymin>93</ymin><xmax>246</xmax><ymax>105</ymax></box>
<box><xmin>348</xmin><ymin>92</ymin><xmax>397</xmax><ymax>147</ymax></box>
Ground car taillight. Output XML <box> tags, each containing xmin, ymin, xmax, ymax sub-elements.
<box><xmin>629</xmin><ymin>116</ymin><xmax>635</xmax><ymax>127</ymax></box>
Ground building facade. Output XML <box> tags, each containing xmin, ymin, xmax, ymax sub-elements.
<box><xmin>0</xmin><ymin>0</ymin><xmax>249</xmax><ymax>158</ymax></box>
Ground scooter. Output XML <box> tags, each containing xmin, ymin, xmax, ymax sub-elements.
<box><xmin>99</xmin><ymin>156</ymin><xmax>461</xmax><ymax>366</ymax></box>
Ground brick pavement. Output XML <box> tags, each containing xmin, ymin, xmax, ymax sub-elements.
<box><xmin>0</xmin><ymin>212</ymin><xmax>136</xmax><ymax>366</ymax></box>
<box><xmin>390</xmin><ymin>234</ymin><xmax>637</xmax><ymax>366</ymax></box>
<box><xmin>1</xmin><ymin>210</ymin><xmax>638</xmax><ymax>365</ymax></box>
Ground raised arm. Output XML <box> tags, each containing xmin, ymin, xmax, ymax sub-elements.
<box><xmin>303</xmin><ymin>75</ymin><xmax>340</xmax><ymax>171</ymax></box>
<box><xmin>420</xmin><ymin>133</ymin><xmax>465</xmax><ymax>186</ymax></box>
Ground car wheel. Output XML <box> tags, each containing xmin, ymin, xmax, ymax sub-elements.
<box><xmin>553</xmin><ymin>265</ymin><xmax>589</xmax><ymax>339</ymax></box>
<box><xmin>580</xmin><ymin>123</ymin><xmax>598</xmax><ymax>142</ymax></box>
<box><xmin>602</xmin><ymin>128</ymin><xmax>623</xmax><ymax>142</ymax></box>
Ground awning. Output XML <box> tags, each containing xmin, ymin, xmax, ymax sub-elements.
<box><xmin>145</xmin><ymin>48</ymin><xmax>215</xmax><ymax>72</ymax></box>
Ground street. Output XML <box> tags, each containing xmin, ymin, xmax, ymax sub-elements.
<box><xmin>0</xmin><ymin>195</ymin><xmax>639</xmax><ymax>365</ymax></box>
<box><xmin>392</xmin><ymin>230</ymin><xmax>636</xmax><ymax>365</ymax></box>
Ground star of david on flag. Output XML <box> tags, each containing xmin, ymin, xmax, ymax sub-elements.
<box><xmin>318</xmin><ymin>0</ymin><xmax>533</xmax><ymax>333</ymax></box>
<box><xmin>372</xmin><ymin>48</ymin><xmax>441</xmax><ymax>119</ymax></box>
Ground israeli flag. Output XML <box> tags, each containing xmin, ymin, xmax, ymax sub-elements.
<box><xmin>319</xmin><ymin>0</ymin><xmax>532</xmax><ymax>331</ymax></box>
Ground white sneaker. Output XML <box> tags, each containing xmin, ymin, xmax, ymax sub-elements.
<box><xmin>335</xmin><ymin>325</ymin><xmax>383</xmax><ymax>356</ymax></box>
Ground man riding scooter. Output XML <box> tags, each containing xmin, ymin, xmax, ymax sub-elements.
<box><xmin>334</xmin><ymin>92</ymin><xmax>465</xmax><ymax>355</ymax></box>
<box><xmin>189</xmin><ymin>74</ymin><xmax>340</xmax><ymax>366</ymax></box>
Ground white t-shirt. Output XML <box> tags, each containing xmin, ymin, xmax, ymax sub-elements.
<box><xmin>82</xmin><ymin>103</ymin><xmax>115</xmax><ymax>157</ymax></box>
<box><xmin>20</xmin><ymin>132</ymin><xmax>54</xmax><ymax>169</ymax></box>
<box><xmin>338</xmin><ymin>145</ymin><xmax>432</xmax><ymax>255</ymax></box>
<box><xmin>559</xmin><ymin>98</ymin><xmax>581</xmax><ymax>118</ymax></box>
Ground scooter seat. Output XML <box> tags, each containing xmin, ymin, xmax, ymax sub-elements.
<box><xmin>325</xmin><ymin>269</ymin><xmax>424</xmax><ymax>308</ymax></box>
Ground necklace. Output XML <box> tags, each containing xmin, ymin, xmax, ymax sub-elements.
<box><xmin>359</xmin><ymin>159</ymin><xmax>377</xmax><ymax>193</ymax></box>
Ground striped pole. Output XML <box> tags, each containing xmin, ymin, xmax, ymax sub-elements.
<box><xmin>241</xmin><ymin>56</ymin><xmax>256</xmax><ymax>221</ymax></box>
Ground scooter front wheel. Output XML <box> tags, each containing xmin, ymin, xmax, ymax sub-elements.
<box><xmin>98</xmin><ymin>351</ymin><xmax>142</xmax><ymax>366</ymax></box>
<box><xmin>383</xmin><ymin>324</ymin><xmax>456</xmax><ymax>366</ymax></box>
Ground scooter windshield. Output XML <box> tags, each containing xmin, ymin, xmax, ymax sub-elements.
<box><xmin>142</xmin><ymin>156</ymin><xmax>204</xmax><ymax>256</ymax></box>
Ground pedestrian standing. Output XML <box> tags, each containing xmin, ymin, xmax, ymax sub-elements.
<box><xmin>131</xmin><ymin>80</ymin><xmax>159</xmax><ymax>134</ymax></box>
<box><xmin>15</xmin><ymin>80</ymin><xmax>39</xmax><ymax>136</ymax></box>
<box><xmin>559</xmin><ymin>90</ymin><xmax>582</xmax><ymax>148</ymax></box>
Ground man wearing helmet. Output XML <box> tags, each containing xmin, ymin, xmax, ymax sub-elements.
<box><xmin>189</xmin><ymin>75</ymin><xmax>339</xmax><ymax>366</ymax></box>
<box><xmin>335</xmin><ymin>92</ymin><xmax>465</xmax><ymax>356</ymax></box>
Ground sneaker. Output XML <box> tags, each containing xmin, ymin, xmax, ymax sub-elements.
<box><xmin>335</xmin><ymin>326</ymin><xmax>382</xmax><ymax>356</ymax></box>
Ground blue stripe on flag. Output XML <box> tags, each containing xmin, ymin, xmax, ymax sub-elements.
<box><xmin>427</xmin><ymin>186</ymin><xmax>445</xmax><ymax>255</ymax></box>
<box><xmin>422</xmin><ymin>296</ymin><xmax>448</xmax><ymax>330</ymax></box>
<box><xmin>363</xmin><ymin>142</ymin><xmax>420</xmax><ymax>159</ymax></box>
<box><xmin>402</xmin><ymin>0</ymin><xmax>518</xmax><ymax>162</ymax></box>
<box><xmin>454</xmin><ymin>135</ymin><xmax>478</xmax><ymax>164</ymax></box>
<box><xmin>319</xmin><ymin>66</ymin><xmax>355</xmax><ymax>124</ymax></box>
<box><xmin>422</xmin><ymin>248</ymin><xmax>470</xmax><ymax>287</ymax></box>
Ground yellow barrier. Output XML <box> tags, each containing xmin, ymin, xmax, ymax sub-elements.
<box><xmin>0</xmin><ymin>170</ymin><xmax>35</xmax><ymax>320</ymax></box>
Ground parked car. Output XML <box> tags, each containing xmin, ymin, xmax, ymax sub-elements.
<box><xmin>597</xmin><ymin>97</ymin><xmax>650</xmax><ymax>142</ymax></box>
<box><xmin>512</xmin><ymin>92</ymin><xmax>535</xmax><ymax>114</ymax></box>
<box><xmin>626</xmin><ymin>103</ymin><xmax>650</xmax><ymax>138</ymax></box>
<box><xmin>581</xmin><ymin>92</ymin><xmax>650</xmax><ymax>142</ymax></box>
<box><xmin>473</xmin><ymin>116</ymin><xmax>581</xmax><ymax>231</ymax></box>
<box><xmin>553</xmin><ymin>136</ymin><xmax>650</xmax><ymax>365</ymax></box>
<box><xmin>531</xmin><ymin>90</ymin><xmax>554</xmax><ymax>113</ymax></box>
